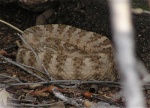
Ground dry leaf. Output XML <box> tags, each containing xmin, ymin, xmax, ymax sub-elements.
<box><xmin>0</xmin><ymin>50</ymin><xmax>8</xmax><ymax>56</ymax></box>
<box><xmin>0</xmin><ymin>88</ymin><xmax>12</xmax><ymax>106</ymax></box>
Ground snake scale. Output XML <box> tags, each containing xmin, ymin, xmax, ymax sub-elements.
<box><xmin>16</xmin><ymin>24</ymin><xmax>117</xmax><ymax>81</ymax></box>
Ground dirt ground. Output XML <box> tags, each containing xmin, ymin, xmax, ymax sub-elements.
<box><xmin>0</xmin><ymin>0</ymin><xmax>150</xmax><ymax>107</ymax></box>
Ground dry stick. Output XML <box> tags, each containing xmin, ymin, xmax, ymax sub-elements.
<box><xmin>8</xmin><ymin>101</ymin><xmax>64</xmax><ymax>107</ymax></box>
<box><xmin>52</xmin><ymin>87</ymin><xmax>83</xmax><ymax>107</ymax></box>
<box><xmin>109</xmin><ymin>0</ymin><xmax>145</xmax><ymax>107</ymax></box>
<box><xmin>0</xmin><ymin>19</ymin><xmax>23</xmax><ymax>33</ymax></box>
<box><xmin>132</xmin><ymin>8</ymin><xmax>150</xmax><ymax>14</ymax></box>
<box><xmin>2</xmin><ymin>48</ymin><xmax>48</xmax><ymax>77</ymax></box>
<box><xmin>0</xmin><ymin>80</ymin><xmax>120</xmax><ymax>87</ymax></box>
<box><xmin>0</xmin><ymin>55</ymin><xmax>46</xmax><ymax>81</ymax></box>
<box><xmin>0</xmin><ymin>19</ymin><xmax>51</xmax><ymax>79</ymax></box>
<box><xmin>19</xmin><ymin>63</ymin><xmax>47</xmax><ymax>75</ymax></box>
<box><xmin>0</xmin><ymin>74</ymin><xmax>22</xmax><ymax>83</ymax></box>
<box><xmin>8</xmin><ymin>98</ymin><xmax>33</xmax><ymax>103</ymax></box>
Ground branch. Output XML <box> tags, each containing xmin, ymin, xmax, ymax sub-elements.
<box><xmin>0</xmin><ymin>19</ymin><xmax>23</xmax><ymax>33</ymax></box>
<box><xmin>0</xmin><ymin>55</ymin><xmax>46</xmax><ymax>81</ymax></box>
<box><xmin>109</xmin><ymin>0</ymin><xmax>145</xmax><ymax>107</ymax></box>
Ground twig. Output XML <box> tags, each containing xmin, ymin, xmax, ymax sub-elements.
<box><xmin>0</xmin><ymin>74</ymin><xmax>22</xmax><ymax>83</ymax></box>
<box><xmin>0</xmin><ymin>19</ymin><xmax>23</xmax><ymax>33</ymax></box>
<box><xmin>80</xmin><ymin>80</ymin><xmax>120</xmax><ymax>85</ymax></box>
<box><xmin>0</xmin><ymin>55</ymin><xmax>46</xmax><ymax>81</ymax></box>
<box><xmin>19</xmin><ymin>63</ymin><xmax>47</xmax><ymax>75</ymax></box>
<box><xmin>0</xmin><ymin>80</ymin><xmax>120</xmax><ymax>87</ymax></box>
<box><xmin>0</xmin><ymin>61</ymin><xmax>7</xmax><ymax>64</ymax></box>
<box><xmin>132</xmin><ymin>8</ymin><xmax>150</xmax><ymax>14</ymax></box>
<box><xmin>8</xmin><ymin>102</ymin><xmax>64</xmax><ymax>107</ymax></box>
<box><xmin>52</xmin><ymin>87</ymin><xmax>83</xmax><ymax>107</ymax></box>
<box><xmin>3</xmin><ymin>45</ymin><xmax>18</xmax><ymax>51</ymax></box>
<box><xmin>8</xmin><ymin>98</ymin><xmax>34</xmax><ymax>103</ymax></box>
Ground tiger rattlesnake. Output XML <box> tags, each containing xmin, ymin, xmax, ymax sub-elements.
<box><xmin>16</xmin><ymin>24</ymin><xmax>117</xmax><ymax>80</ymax></box>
